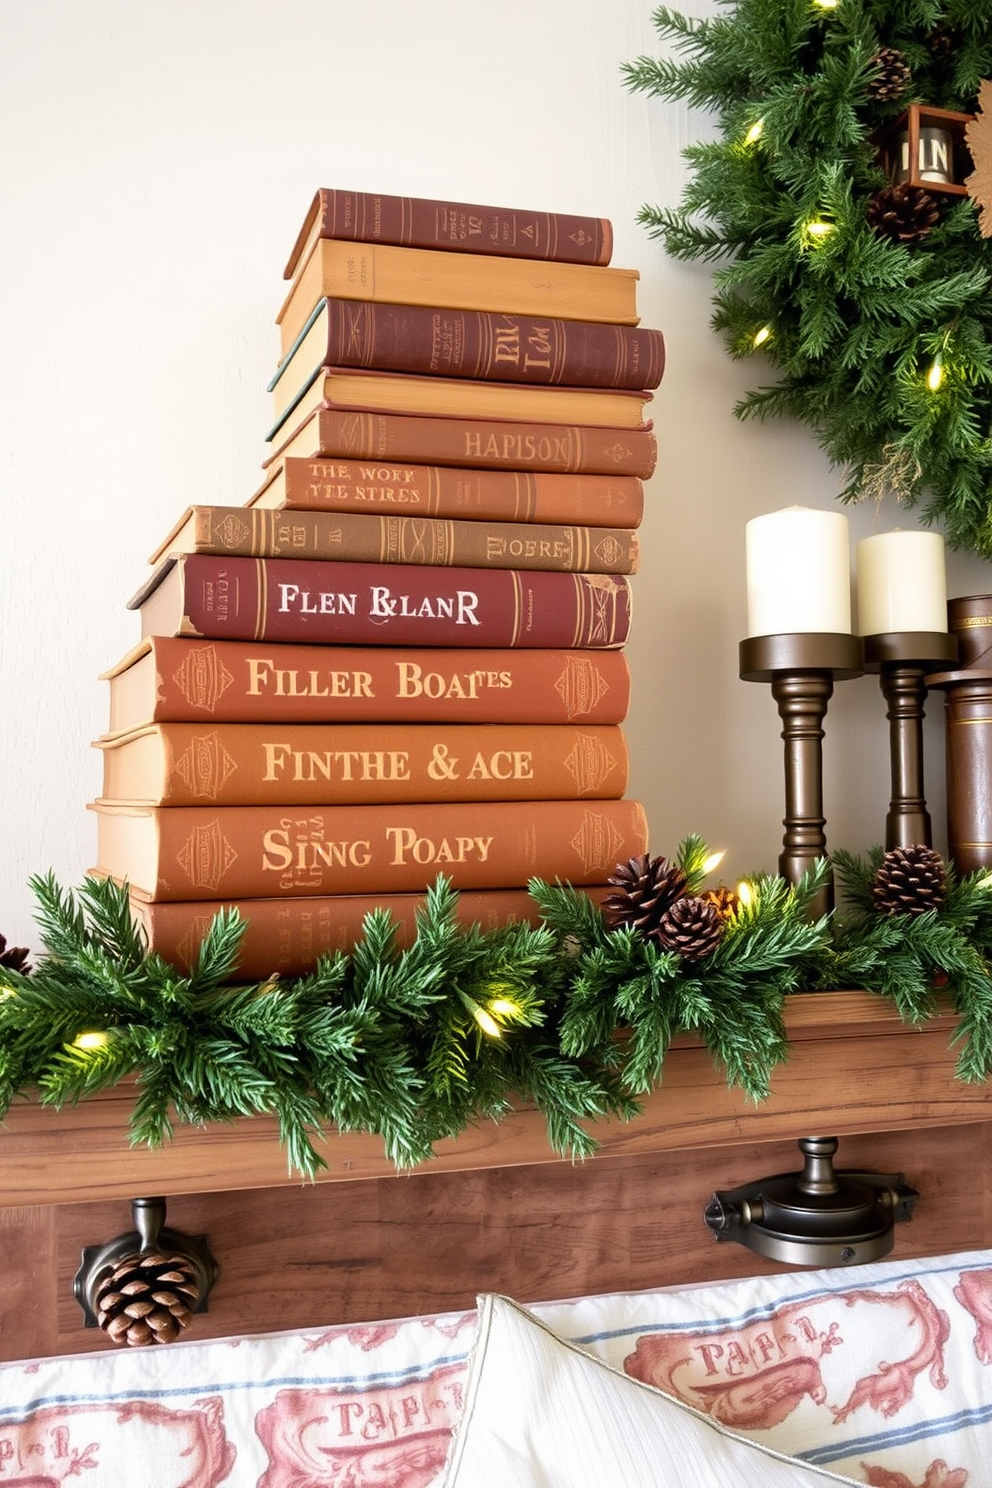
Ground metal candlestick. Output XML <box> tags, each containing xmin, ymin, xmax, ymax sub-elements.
<box><xmin>862</xmin><ymin>632</ymin><xmax>957</xmax><ymax>851</ymax></box>
<box><xmin>740</xmin><ymin>632</ymin><xmax>864</xmax><ymax>916</ymax></box>
<box><xmin>926</xmin><ymin>667</ymin><xmax>992</xmax><ymax>874</ymax></box>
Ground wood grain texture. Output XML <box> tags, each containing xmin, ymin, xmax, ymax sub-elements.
<box><xmin>0</xmin><ymin>994</ymin><xmax>975</xmax><ymax>1207</ymax></box>
<box><xmin>27</xmin><ymin>1123</ymin><xmax>990</xmax><ymax>1361</ymax></box>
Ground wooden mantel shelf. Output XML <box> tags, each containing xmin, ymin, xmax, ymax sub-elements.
<box><xmin>0</xmin><ymin>992</ymin><xmax>984</xmax><ymax>1208</ymax></box>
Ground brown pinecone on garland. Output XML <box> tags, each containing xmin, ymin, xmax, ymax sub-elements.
<box><xmin>602</xmin><ymin>853</ymin><xmax>687</xmax><ymax>942</ymax></box>
<box><xmin>871</xmin><ymin>845</ymin><xmax>947</xmax><ymax>917</ymax></box>
<box><xmin>927</xmin><ymin>25</ymin><xmax>958</xmax><ymax>60</ymax></box>
<box><xmin>867</xmin><ymin>46</ymin><xmax>912</xmax><ymax>103</ymax></box>
<box><xmin>656</xmin><ymin>895</ymin><xmax>724</xmax><ymax>963</ymax></box>
<box><xmin>867</xmin><ymin>183</ymin><xmax>940</xmax><ymax>244</ymax></box>
<box><xmin>95</xmin><ymin>1250</ymin><xmax>200</xmax><ymax>1346</ymax></box>
<box><xmin>700</xmin><ymin>885</ymin><xmax>741</xmax><ymax>922</ymax></box>
<box><xmin>0</xmin><ymin>933</ymin><xmax>31</xmax><ymax>976</ymax></box>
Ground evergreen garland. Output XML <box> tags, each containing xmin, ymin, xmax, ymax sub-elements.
<box><xmin>0</xmin><ymin>840</ymin><xmax>827</xmax><ymax>1180</ymax></box>
<box><xmin>623</xmin><ymin>1</ymin><xmax>992</xmax><ymax>557</ymax></box>
<box><xmin>6</xmin><ymin>839</ymin><xmax>992</xmax><ymax>1179</ymax></box>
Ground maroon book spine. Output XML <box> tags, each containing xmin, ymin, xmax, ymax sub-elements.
<box><xmin>318</xmin><ymin>300</ymin><xmax>665</xmax><ymax>390</ymax></box>
<box><xmin>285</xmin><ymin>189</ymin><xmax>613</xmax><ymax>277</ymax></box>
<box><xmin>134</xmin><ymin>555</ymin><xmax>632</xmax><ymax>650</ymax></box>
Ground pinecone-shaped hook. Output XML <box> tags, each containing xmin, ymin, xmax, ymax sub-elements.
<box><xmin>74</xmin><ymin>1197</ymin><xmax>218</xmax><ymax>1346</ymax></box>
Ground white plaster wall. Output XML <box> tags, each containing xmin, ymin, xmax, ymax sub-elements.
<box><xmin>3</xmin><ymin>0</ymin><xmax>990</xmax><ymax>955</ymax></box>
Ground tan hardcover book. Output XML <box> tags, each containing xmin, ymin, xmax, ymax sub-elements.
<box><xmin>269</xmin><ymin>299</ymin><xmax>665</xmax><ymax>426</ymax></box>
<box><xmin>128</xmin><ymin>885</ymin><xmax>611</xmax><ymax>981</ymax></box>
<box><xmin>277</xmin><ymin>238</ymin><xmax>640</xmax><ymax>356</ymax></box>
<box><xmin>264</xmin><ymin>406</ymin><xmax>658</xmax><ymax>479</ymax></box>
<box><xmin>266</xmin><ymin>365</ymin><xmax>652</xmax><ymax>444</ymax></box>
<box><xmin>101</xmin><ymin>639</ymin><xmax>632</xmax><ymax>734</ymax></box>
<box><xmin>95</xmin><ymin>721</ymin><xmax>629</xmax><ymax>806</ymax></box>
<box><xmin>284</xmin><ymin>190</ymin><xmax>613</xmax><ymax>279</ymax></box>
<box><xmin>249</xmin><ymin>457</ymin><xmax>644</xmax><ymax>530</ymax></box>
<box><xmin>149</xmin><ymin>505</ymin><xmax>639</xmax><ymax>576</ymax></box>
<box><xmin>88</xmin><ymin>797</ymin><xmax>649</xmax><ymax>901</ymax></box>
<box><xmin>130</xmin><ymin>555</ymin><xmax>633</xmax><ymax>651</ymax></box>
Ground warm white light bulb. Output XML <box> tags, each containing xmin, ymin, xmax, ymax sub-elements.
<box><xmin>737</xmin><ymin>881</ymin><xmax>755</xmax><ymax>907</ymax></box>
<box><xmin>927</xmin><ymin>355</ymin><xmax>944</xmax><ymax>391</ymax></box>
<box><xmin>473</xmin><ymin>1006</ymin><xmax>502</xmax><ymax>1038</ymax></box>
<box><xmin>703</xmin><ymin>851</ymin><xmax>726</xmax><ymax>875</ymax></box>
<box><xmin>744</xmin><ymin>119</ymin><xmax>764</xmax><ymax>145</ymax></box>
<box><xmin>752</xmin><ymin>324</ymin><xmax>772</xmax><ymax>348</ymax></box>
<box><xmin>806</xmin><ymin>219</ymin><xmax>834</xmax><ymax>239</ymax></box>
<box><xmin>73</xmin><ymin>1030</ymin><xmax>109</xmax><ymax>1050</ymax></box>
<box><xmin>489</xmin><ymin>997</ymin><xmax>521</xmax><ymax>1017</ymax></box>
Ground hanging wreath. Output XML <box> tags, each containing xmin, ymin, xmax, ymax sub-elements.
<box><xmin>623</xmin><ymin>2</ymin><xmax>992</xmax><ymax>558</ymax></box>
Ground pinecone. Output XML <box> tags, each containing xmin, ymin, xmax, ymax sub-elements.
<box><xmin>95</xmin><ymin>1250</ymin><xmax>200</xmax><ymax>1346</ymax></box>
<box><xmin>867</xmin><ymin>184</ymin><xmax>940</xmax><ymax>245</ymax></box>
<box><xmin>700</xmin><ymin>885</ymin><xmax>741</xmax><ymax>922</ymax></box>
<box><xmin>871</xmin><ymin>845</ymin><xmax>947</xmax><ymax>917</ymax></box>
<box><xmin>0</xmin><ymin>934</ymin><xmax>30</xmax><ymax>976</ymax></box>
<box><xmin>867</xmin><ymin>46</ymin><xmax>912</xmax><ymax>103</ymax></box>
<box><xmin>656</xmin><ymin>895</ymin><xmax>725</xmax><ymax>963</ymax></box>
<box><xmin>927</xmin><ymin>25</ymin><xmax>958</xmax><ymax>60</ymax></box>
<box><xmin>602</xmin><ymin>853</ymin><xmax>687</xmax><ymax>941</ymax></box>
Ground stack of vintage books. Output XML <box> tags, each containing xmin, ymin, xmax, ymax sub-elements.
<box><xmin>90</xmin><ymin>188</ymin><xmax>659</xmax><ymax>978</ymax></box>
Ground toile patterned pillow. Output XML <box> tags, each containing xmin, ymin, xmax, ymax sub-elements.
<box><xmin>534</xmin><ymin>1247</ymin><xmax>992</xmax><ymax>1486</ymax></box>
<box><xmin>442</xmin><ymin>1293</ymin><xmax>861</xmax><ymax>1487</ymax></box>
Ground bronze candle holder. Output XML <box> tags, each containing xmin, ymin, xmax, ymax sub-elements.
<box><xmin>926</xmin><ymin>667</ymin><xmax>992</xmax><ymax>875</ymax></box>
<box><xmin>862</xmin><ymin>631</ymin><xmax>958</xmax><ymax>851</ymax></box>
<box><xmin>740</xmin><ymin>632</ymin><xmax>864</xmax><ymax>916</ymax></box>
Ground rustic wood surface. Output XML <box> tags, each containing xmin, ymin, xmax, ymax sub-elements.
<box><xmin>0</xmin><ymin>993</ymin><xmax>974</xmax><ymax>1205</ymax></box>
<box><xmin>1</xmin><ymin>993</ymin><xmax>990</xmax><ymax>1361</ymax></box>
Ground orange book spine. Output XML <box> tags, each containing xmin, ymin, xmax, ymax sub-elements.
<box><xmin>252</xmin><ymin>457</ymin><xmax>644</xmax><ymax>529</ymax></box>
<box><xmin>154</xmin><ymin>506</ymin><xmax>639</xmax><ymax>576</ymax></box>
<box><xmin>311</xmin><ymin>299</ymin><xmax>664</xmax><ymax>388</ymax></box>
<box><xmin>101</xmin><ymin>640</ymin><xmax>632</xmax><ymax>733</ymax></box>
<box><xmin>285</xmin><ymin>189</ymin><xmax>613</xmax><ymax>278</ymax></box>
<box><xmin>89</xmin><ymin>798</ymin><xmax>649</xmax><ymax>901</ymax></box>
<box><xmin>131</xmin><ymin>555</ymin><xmax>632</xmax><ymax>651</ymax></box>
<box><xmin>130</xmin><ymin>886</ymin><xmax>610</xmax><ymax>980</ymax></box>
<box><xmin>267</xmin><ymin>407</ymin><xmax>658</xmax><ymax>478</ymax></box>
<box><xmin>96</xmin><ymin>721</ymin><xmax>629</xmax><ymax>806</ymax></box>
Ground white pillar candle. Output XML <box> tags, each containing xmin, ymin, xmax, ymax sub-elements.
<box><xmin>856</xmin><ymin>529</ymin><xmax>947</xmax><ymax>635</ymax></box>
<box><xmin>745</xmin><ymin>506</ymin><xmax>851</xmax><ymax>636</ymax></box>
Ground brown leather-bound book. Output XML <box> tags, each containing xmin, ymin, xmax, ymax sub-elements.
<box><xmin>250</xmin><ymin>457</ymin><xmax>644</xmax><ymax>530</ymax></box>
<box><xmin>101</xmin><ymin>639</ymin><xmax>632</xmax><ymax>734</ymax></box>
<box><xmin>130</xmin><ymin>555</ymin><xmax>633</xmax><ymax>651</ymax></box>
<box><xmin>278</xmin><ymin>240</ymin><xmax>639</xmax><ymax>357</ymax></box>
<box><xmin>265</xmin><ymin>407</ymin><xmax>658</xmax><ymax>479</ymax></box>
<box><xmin>284</xmin><ymin>190</ymin><xmax>613</xmax><ymax>279</ymax></box>
<box><xmin>95</xmin><ymin>721</ymin><xmax>628</xmax><ymax>806</ymax></box>
<box><xmin>88</xmin><ymin>797</ymin><xmax>650</xmax><ymax>901</ymax></box>
<box><xmin>149</xmin><ymin>505</ymin><xmax>639</xmax><ymax>576</ymax></box>
<box><xmin>267</xmin><ymin>365</ymin><xmax>653</xmax><ymax>444</ymax></box>
<box><xmin>270</xmin><ymin>300</ymin><xmax>665</xmax><ymax>425</ymax></box>
<box><xmin>128</xmin><ymin>886</ymin><xmax>611</xmax><ymax>981</ymax></box>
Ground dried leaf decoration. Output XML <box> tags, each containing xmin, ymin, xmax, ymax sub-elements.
<box><xmin>965</xmin><ymin>80</ymin><xmax>992</xmax><ymax>239</ymax></box>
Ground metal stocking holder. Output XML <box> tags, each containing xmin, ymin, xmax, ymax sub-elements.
<box><xmin>74</xmin><ymin>1196</ymin><xmax>219</xmax><ymax>1336</ymax></box>
<box><xmin>703</xmin><ymin>1136</ymin><xmax>919</xmax><ymax>1267</ymax></box>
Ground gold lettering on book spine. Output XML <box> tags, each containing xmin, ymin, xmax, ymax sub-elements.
<box><xmin>571</xmin><ymin>809</ymin><xmax>626</xmax><ymax>874</ymax></box>
<box><xmin>174</xmin><ymin>732</ymin><xmax>239</xmax><ymax>799</ymax></box>
<box><xmin>173</xmin><ymin>645</ymin><xmax>235</xmax><ymax>713</ymax></box>
<box><xmin>595</xmin><ymin>533</ymin><xmax>637</xmax><ymax>571</ymax></box>
<box><xmin>554</xmin><ymin>656</ymin><xmax>610</xmax><ymax>718</ymax></box>
<box><xmin>563</xmin><ymin>734</ymin><xmax>620</xmax><ymax>795</ymax></box>
<box><xmin>177</xmin><ymin>819</ymin><xmax>238</xmax><ymax>891</ymax></box>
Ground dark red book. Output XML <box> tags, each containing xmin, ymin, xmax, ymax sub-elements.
<box><xmin>130</xmin><ymin>554</ymin><xmax>633</xmax><ymax>650</ymax></box>
<box><xmin>284</xmin><ymin>189</ymin><xmax>613</xmax><ymax>279</ymax></box>
<box><xmin>270</xmin><ymin>300</ymin><xmax>665</xmax><ymax>415</ymax></box>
